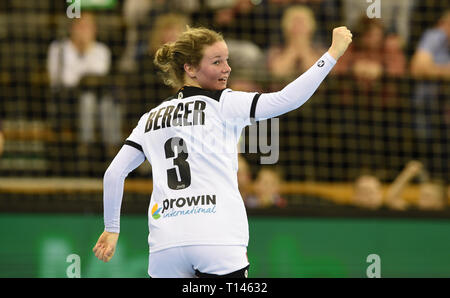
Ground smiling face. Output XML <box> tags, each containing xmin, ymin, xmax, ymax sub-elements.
<box><xmin>184</xmin><ymin>41</ymin><xmax>231</xmax><ymax>90</ymax></box>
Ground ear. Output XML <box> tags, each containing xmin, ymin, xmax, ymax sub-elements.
<box><xmin>184</xmin><ymin>63</ymin><xmax>197</xmax><ymax>79</ymax></box>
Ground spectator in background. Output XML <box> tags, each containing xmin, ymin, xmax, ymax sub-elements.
<box><xmin>416</xmin><ymin>181</ymin><xmax>446</xmax><ymax>211</ymax></box>
<box><xmin>353</xmin><ymin>161</ymin><xmax>447</xmax><ymax>211</ymax></box>
<box><xmin>146</xmin><ymin>13</ymin><xmax>190</xmax><ymax>56</ymax></box>
<box><xmin>352</xmin><ymin>174</ymin><xmax>384</xmax><ymax>210</ymax></box>
<box><xmin>226</xmin><ymin>38</ymin><xmax>265</xmax><ymax>92</ymax></box>
<box><xmin>384</xmin><ymin>160</ymin><xmax>423</xmax><ymax>211</ymax></box>
<box><xmin>332</xmin><ymin>16</ymin><xmax>407</xmax><ymax>110</ymax></box>
<box><xmin>333</xmin><ymin>16</ymin><xmax>406</xmax><ymax>84</ymax></box>
<box><xmin>267</xmin><ymin>5</ymin><xmax>324</xmax><ymax>80</ymax></box>
<box><xmin>342</xmin><ymin>0</ymin><xmax>414</xmax><ymax>49</ymax></box>
<box><xmin>119</xmin><ymin>0</ymin><xmax>154</xmax><ymax>73</ymax></box>
<box><xmin>119</xmin><ymin>0</ymin><xmax>197</xmax><ymax>73</ymax></box>
<box><xmin>410</xmin><ymin>10</ymin><xmax>450</xmax><ymax>181</ymax></box>
<box><xmin>192</xmin><ymin>0</ymin><xmax>286</xmax><ymax>50</ymax></box>
<box><xmin>385</xmin><ymin>160</ymin><xmax>447</xmax><ymax>211</ymax></box>
<box><xmin>47</xmin><ymin>12</ymin><xmax>119</xmax><ymax>172</ymax></box>
<box><xmin>48</xmin><ymin>12</ymin><xmax>110</xmax><ymax>89</ymax></box>
<box><xmin>245</xmin><ymin>166</ymin><xmax>287</xmax><ymax>208</ymax></box>
<box><xmin>268</xmin><ymin>0</ymin><xmax>341</xmax><ymax>51</ymax></box>
<box><xmin>408</xmin><ymin>0</ymin><xmax>449</xmax><ymax>57</ymax></box>
<box><xmin>136</xmin><ymin>13</ymin><xmax>190</xmax><ymax>112</ymax></box>
<box><xmin>410</xmin><ymin>10</ymin><xmax>450</xmax><ymax>79</ymax></box>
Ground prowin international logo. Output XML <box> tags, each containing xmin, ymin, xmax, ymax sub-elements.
<box><xmin>151</xmin><ymin>194</ymin><xmax>217</xmax><ymax>220</ymax></box>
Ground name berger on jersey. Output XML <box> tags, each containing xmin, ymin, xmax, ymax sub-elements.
<box><xmin>145</xmin><ymin>98</ymin><xmax>206</xmax><ymax>132</ymax></box>
<box><xmin>152</xmin><ymin>194</ymin><xmax>217</xmax><ymax>220</ymax></box>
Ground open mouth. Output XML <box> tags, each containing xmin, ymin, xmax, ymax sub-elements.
<box><xmin>218</xmin><ymin>77</ymin><xmax>228</xmax><ymax>82</ymax></box>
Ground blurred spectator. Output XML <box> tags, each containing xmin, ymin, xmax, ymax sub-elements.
<box><xmin>211</xmin><ymin>0</ymin><xmax>254</xmax><ymax>28</ymax></box>
<box><xmin>342</xmin><ymin>0</ymin><xmax>414</xmax><ymax>48</ymax></box>
<box><xmin>119</xmin><ymin>0</ymin><xmax>154</xmax><ymax>73</ymax></box>
<box><xmin>192</xmin><ymin>0</ymin><xmax>285</xmax><ymax>50</ymax></box>
<box><xmin>237</xmin><ymin>155</ymin><xmax>253</xmax><ymax>201</ymax></box>
<box><xmin>410</xmin><ymin>10</ymin><xmax>450</xmax><ymax>180</ymax></box>
<box><xmin>416</xmin><ymin>181</ymin><xmax>446</xmax><ymax>211</ymax></box>
<box><xmin>334</xmin><ymin>16</ymin><xmax>406</xmax><ymax>84</ymax></box>
<box><xmin>385</xmin><ymin>160</ymin><xmax>425</xmax><ymax>211</ymax></box>
<box><xmin>47</xmin><ymin>12</ymin><xmax>119</xmax><ymax>165</ymax></box>
<box><xmin>352</xmin><ymin>174</ymin><xmax>383</xmax><ymax>210</ymax></box>
<box><xmin>48</xmin><ymin>12</ymin><xmax>110</xmax><ymax>89</ymax></box>
<box><xmin>410</xmin><ymin>10</ymin><xmax>450</xmax><ymax>79</ymax></box>
<box><xmin>147</xmin><ymin>13</ymin><xmax>190</xmax><ymax>55</ymax></box>
<box><xmin>245</xmin><ymin>166</ymin><xmax>287</xmax><ymax>208</ymax></box>
<box><xmin>130</xmin><ymin>13</ymin><xmax>189</xmax><ymax>120</ymax></box>
<box><xmin>408</xmin><ymin>0</ymin><xmax>450</xmax><ymax>56</ymax></box>
<box><xmin>267</xmin><ymin>5</ymin><xmax>324</xmax><ymax>79</ymax></box>
<box><xmin>268</xmin><ymin>0</ymin><xmax>341</xmax><ymax>51</ymax></box>
<box><xmin>380</xmin><ymin>160</ymin><xmax>446</xmax><ymax>211</ymax></box>
<box><xmin>226</xmin><ymin>38</ymin><xmax>265</xmax><ymax>92</ymax></box>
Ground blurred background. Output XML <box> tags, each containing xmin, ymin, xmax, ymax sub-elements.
<box><xmin>0</xmin><ymin>0</ymin><xmax>449</xmax><ymax>277</ymax></box>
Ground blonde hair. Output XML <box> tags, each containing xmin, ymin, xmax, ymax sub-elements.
<box><xmin>154</xmin><ymin>26</ymin><xmax>224</xmax><ymax>88</ymax></box>
<box><xmin>281</xmin><ymin>5</ymin><xmax>316</xmax><ymax>38</ymax></box>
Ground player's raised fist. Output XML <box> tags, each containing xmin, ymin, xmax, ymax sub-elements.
<box><xmin>328</xmin><ymin>26</ymin><xmax>353</xmax><ymax>61</ymax></box>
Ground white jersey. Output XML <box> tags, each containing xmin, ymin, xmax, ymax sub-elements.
<box><xmin>126</xmin><ymin>86</ymin><xmax>259</xmax><ymax>252</ymax></box>
<box><xmin>103</xmin><ymin>51</ymin><xmax>337</xmax><ymax>254</ymax></box>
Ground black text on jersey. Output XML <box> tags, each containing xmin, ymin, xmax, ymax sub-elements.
<box><xmin>145</xmin><ymin>100</ymin><xmax>207</xmax><ymax>132</ymax></box>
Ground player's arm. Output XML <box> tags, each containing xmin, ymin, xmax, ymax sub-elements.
<box><xmin>93</xmin><ymin>144</ymin><xmax>145</xmax><ymax>262</ymax></box>
<box><xmin>253</xmin><ymin>27</ymin><xmax>352</xmax><ymax>121</ymax></box>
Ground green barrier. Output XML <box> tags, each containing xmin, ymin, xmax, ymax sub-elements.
<box><xmin>0</xmin><ymin>214</ymin><xmax>449</xmax><ymax>277</ymax></box>
<box><xmin>67</xmin><ymin>0</ymin><xmax>117</xmax><ymax>10</ymax></box>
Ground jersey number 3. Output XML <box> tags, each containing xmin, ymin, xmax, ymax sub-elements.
<box><xmin>164</xmin><ymin>137</ymin><xmax>191</xmax><ymax>190</ymax></box>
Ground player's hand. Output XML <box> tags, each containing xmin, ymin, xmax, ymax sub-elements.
<box><xmin>93</xmin><ymin>230</ymin><xmax>119</xmax><ymax>262</ymax></box>
<box><xmin>327</xmin><ymin>26</ymin><xmax>353</xmax><ymax>60</ymax></box>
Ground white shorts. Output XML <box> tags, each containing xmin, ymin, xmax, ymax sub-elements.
<box><xmin>148</xmin><ymin>245</ymin><xmax>249</xmax><ymax>278</ymax></box>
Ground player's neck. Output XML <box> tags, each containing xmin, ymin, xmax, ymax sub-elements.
<box><xmin>183</xmin><ymin>76</ymin><xmax>202</xmax><ymax>90</ymax></box>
